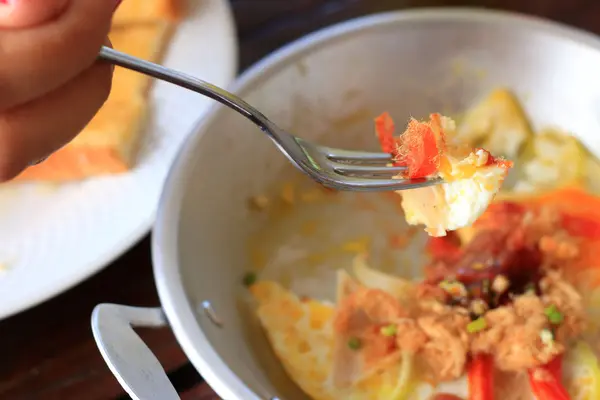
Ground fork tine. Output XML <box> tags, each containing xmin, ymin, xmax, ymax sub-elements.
<box><xmin>294</xmin><ymin>139</ymin><xmax>442</xmax><ymax>191</ymax></box>
<box><xmin>332</xmin><ymin>163</ymin><xmax>407</xmax><ymax>175</ymax></box>
<box><xmin>323</xmin><ymin>147</ymin><xmax>392</xmax><ymax>162</ymax></box>
<box><xmin>331</xmin><ymin>176</ymin><xmax>443</xmax><ymax>191</ymax></box>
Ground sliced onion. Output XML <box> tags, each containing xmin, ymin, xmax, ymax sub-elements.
<box><xmin>352</xmin><ymin>254</ymin><xmax>415</xmax><ymax>303</ymax></box>
<box><xmin>336</xmin><ymin>269</ymin><xmax>361</xmax><ymax>303</ymax></box>
<box><xmin>389</xmin><ymin>351</ymin><xmax>415</xmax><ymax>400</ymax></box>
<box><xmin>330</xmin><ymin>334</ymin><xmax>364</xmax><ymax>389</ymax></box>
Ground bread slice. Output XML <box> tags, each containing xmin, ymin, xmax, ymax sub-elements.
<box><xmin>112</xmin><ymin>0</ymin><xmax>181</xmax><ymax>26</ymax></box>
<box><xmin>108</xmin><ymin>22</ymin><xmax>173</xmax><ymax>100</ymax></box>
<box><xmin>14</xmin><ymin>22</ymin><xmax>173</xmax><ymax>182</ymax></box>
<box><xmin>14</xmin><ymin>96</ymin><xmax>148</xmax><ymax>182</ymax></box>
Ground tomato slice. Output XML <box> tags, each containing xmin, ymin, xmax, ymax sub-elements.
<box><xmin>398</xmin><ymin>117</ymin><xmax>441</xmax><ymax>178</ymax></box>
<box><xmin>539</xmin><ymin>188</ymin><xmax>600</xmax><ymax>239</ymax></box>
<box><xmin>561</xmin><ymin>213</ymin><xmax>600</xmax><ymax>240</ymax></box>
<box><xmin>528</xmin><ymin>356</ymin><xmax>571</xmax><ymax>400</ymax></box>
<box><xmin>468</xmin><ymin>354</ymin><xmax>494</xmax><ymax>400</ymax></box>
<box><xmin>546</xmin><ymin>354</ymin><xmax>563</xmax><ymax>377</ymax></box>
<box><xmin>499</xmin><ymin>187</ymin><xmax>600</xmax><ymax>240</ymax></box>
<box><xmin>374</xmin><ymin>113</ymin><xmax>442</xmax><ymax>178</ymax></box>
<box><xmin>374</xmin><ymin>112</ymin><xmax>397</xmax><ymax>155</ymax></box>
<box><xmin>427</xmin><ymin>234</ymin><xmax>462</xmax><ymax>263</ymax></box>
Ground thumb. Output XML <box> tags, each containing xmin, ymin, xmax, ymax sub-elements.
<box><xmin>0</xmin><ymin>0</ymin><xmax>70</xmax><ymax>28</ymax></box>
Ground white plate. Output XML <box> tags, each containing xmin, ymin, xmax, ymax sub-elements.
<box><xmin>0</xmin><ymin>0</ymin><xmax>238</xmax><ymax>320</ymax></box>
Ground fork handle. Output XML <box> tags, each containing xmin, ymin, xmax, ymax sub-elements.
<box><xmin>98</xmin><ymin>46</ymin><xmax>270</xmax><ymax>129</ymax></box>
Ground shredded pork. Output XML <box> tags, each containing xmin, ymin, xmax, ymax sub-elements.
<box><xmin>471</xmin><ymin>294</ymin><xmax>560</xmax><ymax>371</ymax></box>
<box><xmin>404</xmin><ymin>305</ymin><xmax>470</xmax><ymax>382</ymax></box>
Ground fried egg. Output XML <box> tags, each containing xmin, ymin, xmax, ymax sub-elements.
<box><xmin>401</xmin><ymin>148</ymin><xmax>511</xmax><ymax>237</ymax></box>
<box><xmin>250</xmin><ymin>281</ymin><xmax>414</xmax><ymax>400</ymax></box>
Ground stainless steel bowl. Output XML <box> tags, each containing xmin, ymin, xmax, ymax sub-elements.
<box><xmin>92</xmin><ymin>8</ymin><xmax>600</xmax><ymax>400</ymax></box>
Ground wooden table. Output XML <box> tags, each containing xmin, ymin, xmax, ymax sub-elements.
<box><xmin>1</xmin><ymin>0</ymin><xmax>598</xmax><ymax>399</ymax></box>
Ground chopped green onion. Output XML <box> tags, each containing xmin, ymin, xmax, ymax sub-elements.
<box><xmin>348</xmin><ymin>337</ymin><xmax>362</xmax><ymax>350</ymax></box>
<box><xmin>544</xmin><ymin>304</ymin><xmax>564</xmax><ymax>325</ymax></box>
<box><xmin>242</xmin><ymin>271</ymin><xmax>257</xmax><ymax>287</ymax></box>
<box><xmin>544</xmin><ymin>304</ymin><xmax>557</xmax><ymax>316</ymax></box>
<box><xmin>548</xmin><ymin>312</ymin><xmax>564</xmax><ymax>325</ymax></box>
<box><xmin>467</xmin><ymin>317</ymin><xmax>487</xmax><ymax>333</ymax></box>
<box><xmin>380</xmin><ymin>324</ymin><xmax>398</xmax><ymax>337</ymax></box>
<box><xmin>439</xmin><ymin>280</ymin><xmax>451</xmax><ymax>289</ymax></box>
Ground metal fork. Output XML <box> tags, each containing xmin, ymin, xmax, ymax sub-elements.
<box><xmin>98</xmin><ymin>46</ymin><xmax>442</xmax><ymax>192</ymax></box>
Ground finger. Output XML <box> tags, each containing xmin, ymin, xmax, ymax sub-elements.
<box><xmin>0</xmin><ymin>0</ymin><xmax>119</xmax><ymax>110</ymax></box>
<box><xmin>0</xmin><ymin>62</ymin><xmax>112</xmax><ymax>181</ymax></box>
<box><xmin>0</xmin><ymin>0</ymin><xmax>69</xmax><ymax>28</ymax></box>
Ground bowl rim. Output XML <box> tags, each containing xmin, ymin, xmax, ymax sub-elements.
<box><xmin>152</xmin><ymin>7</ymin><xmax>600</xmax><ymax>400</ymax></box>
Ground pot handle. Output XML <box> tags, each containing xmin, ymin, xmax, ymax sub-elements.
<box><xmin>91</xmin><ymin>304</ymin><xmax>181</xmax><ymax>400</ymax></box>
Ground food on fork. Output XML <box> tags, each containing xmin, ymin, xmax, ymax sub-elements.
<box><xmin>13</xmin><ymin>1</ymin><xmax>179</xmax><ymax>182</ymax></box>
<box><xmin>375</xmin><ymin>112</ymin><xmax>513</xmax><ymax>237</ymax></box>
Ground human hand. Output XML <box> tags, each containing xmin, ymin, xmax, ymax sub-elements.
<box><xmin>0</xmin><ymin>0</ymin><xmax>120</xmax><ymax>180</ymax></box>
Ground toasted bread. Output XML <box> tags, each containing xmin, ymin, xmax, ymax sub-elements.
<box><xmin>14</xmin><ymin>96</ymin><xmax>148</xmax><ymax>182</ymax></box>
<box><xmin>16</xmin><ymin>22</ymin><xmax>172</xmax><ymax>182</ymax></box>
<box><xmin>109</xmin><ymin>22</ymin><xmax>173</xmax><ymax>100</ymax></box>
<box><xmin>112</xmin><ymin>0</ymin><xmax>180</xmax><ymax>25</ymax></box>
